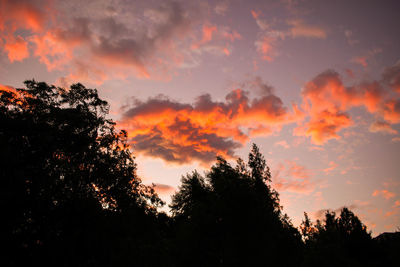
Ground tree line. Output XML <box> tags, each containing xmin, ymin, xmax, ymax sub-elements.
<box><xmin>1</xmin><ymin>81</ymin><xmax>398</xmax><ymax>266</ymax></box>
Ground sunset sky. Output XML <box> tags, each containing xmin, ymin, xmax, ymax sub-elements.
<box><xmin>1</xmin><ymin>0</ymin><xmax>400</xmax><ymax>235</ymax></box>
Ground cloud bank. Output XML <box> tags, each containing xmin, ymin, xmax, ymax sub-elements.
<box><xmin>0</xmin><ymin>0</ymin><xmax>241</xmax><ymax>84</ymax></box>
<box><xmin>119</xmin><ymin>77</ymin><xmax>291</xmax><ymax>164</ymax></box>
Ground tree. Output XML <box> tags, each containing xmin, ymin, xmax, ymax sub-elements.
<box><xmin>301</xmin><ymin>207</ymin><xmax>374</xmax><ymax>266</ymax></box>
<box><xmin>0</xmin><ymin>81</ymin><xmax>164</xmax><ymax>266</ymax></box>
<box><xmin>169</xmin><ymin>144</ymin><xmax>302</xmax><ymax>266</ymax></box>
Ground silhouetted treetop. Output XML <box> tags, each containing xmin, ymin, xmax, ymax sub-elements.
<box><xmin>169</xmin><ymin>144</ymin><xmax>302</xmax><ymax>266</ymax></box>
<box><xmin>1</xmin><ymin>80</ymin><xmax>164</xmax><ymax>266</ymax></box>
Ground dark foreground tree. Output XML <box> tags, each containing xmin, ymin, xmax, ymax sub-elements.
<box><xmin>169</xmin><ymin>144</ymin><xmax>303</xmax><ymax>266</ymax></box>
<box><xmin>300</xmin><ymin>208</ymin><xmax>376</xmax><ymax>267</ymax></box>
<box><xmin>0</xmin><ymin>81</ymin><xmax>166</xmax><ymax>266</ymax></box>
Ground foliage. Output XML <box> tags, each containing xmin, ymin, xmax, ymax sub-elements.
<box><xmin>0</xmin><ymin>81</ymin><xmax>164</xmax><ymax>266</ymax></box>
<box><xmin>169</xmin><ymin>144</ymin><xmax>302</xmax><ymax>266</ymax></box>
<box><xmin>301</xmin><ymin>208</ymin><xmax>375</xmax><ymax>266</ymax></box>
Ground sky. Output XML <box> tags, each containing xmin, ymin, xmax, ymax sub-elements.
<box><xmin>1</xmin><ymin>0</ymin><xmax>400</xmax><ymax>235</ymax></box>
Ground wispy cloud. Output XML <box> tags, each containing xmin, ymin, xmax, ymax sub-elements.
<box><xmin>273</xmin><ymin>160</ymin><xmax>316</xmax><ymax>194</ymax></box>
<box><xmin>372</xmin><ymin>189</ymin><xmax>396</xmax><ymax>200</ymax></box>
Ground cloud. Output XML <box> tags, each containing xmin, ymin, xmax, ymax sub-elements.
<box><xmin>369</xmin><ymin>120</ymin><xmax>398</xmax><ymax>135</ymax></box>
<box><xmin>0</xmin><ymin>0</ymin><xmax>50</xmax><ymax>62</ymax></box>
<box><xmin>382</xmin><ymin>61</ymin><xmax>400</xmax><ymax>93</ymax></box>
<box><xmin>372</xmin><ymin>189</ymin><xmax>396</xmax><ymax>200</ymax></box>
<box><xmin>117</xmin><ymin>63</ymin><xmax>400</xmax><ymax>163</ymax></box>
<box><xmin>3</xmin><ymin>35</ymin><xmax>29</xmax><ymax>62</ymax></box>
<box><xmin>288</xmin><ymin>19</ymin><xmax>327</xmax><ymax>39</ymax></box>
<box><xmin>275</xmin><ymin>140</ymin><xmax>290</xmax><ymax>149</ymax></box>
<box><xmin>254</xmin><ymin>32</ymin><xmax>282</xmax><ymax>62</ymax></box>
<box><xmin>344</xmin><ymin>30</ymin><xmax>359</xmax><ymax>46</ymax></box>
<box><xmin>385</xmin><ymin>210</ymin><xmax>398</xmax><ymax>218</ymax></box>
<box><xmin>351</xmin><ymin>48</ymin><xmax>382</xmax><ymax>68</ymax></box>
<box><xmin>296</xmin><ymin>69</ymin><xmax>393</xmax><ymax>144</ymax></box>
<box><xmin>251</xmin><ymin>13</ymin><xmax>326</xmax><ymax>61</ymax></box>
<box><xmin>191</xmin><ymin>23</ymin><xmax>217</xmax><ymax>49</ymax></box>
<box><xmin>251</xmin><ymin>10</ymin><xmax>269</xmax><ymax>31</ymax></box>
<box><xmin>1</xmin><ymin>1</ymin><xmax>243</xmax><ymax>84</ymax></box>
<box><xmin>119</xmin><ymin>78</ymin><xmax>291</xmax><ymax>164</ymax></box>
<box><xmin>0</xmin><ymin>0</ymin><xmax>47</xmax><ymax>33</ymax></box>
<box><xmin>214</xmin><ymin>0</ymin><xmax>229</xmax><ymax>16</ymax></box>
<box><xmin>152</xmin><ymin>183</ymin><xmax>175</xmax><ymax>194</ymax></box>
<box><xmin>324</xmin><ymin>161</ymin><xmax>338</xmax><ymax>174</ymax></box>
<box><xmin>383</xmin><ymin>99</ymin><xmax>400</xmax><ymax>124</ymax></box>
<box><xmin>191</xmin><ymin>22</ymin><xmax>241</xmax><ymax>57</ymax></box>
<box><xmin>272</xmin><ymin>160</ymin><xmax>315</xmax><ymax>194</ymax></box>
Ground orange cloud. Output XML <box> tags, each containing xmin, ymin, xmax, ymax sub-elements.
<box><xmin>304</xmin><ymin>110</ymin><xmax>352</xmax><ymax>145</ymax></box>
<box><xmin>119</xmin><ymin>78</ymin><xmax>292</xmax><ymax>164</ymax></box>
<box><xmin>0</xmin><ymin>0</ymin><xmax>47</xmax><ymax>33</ymax></box>
<box><xmin>297</xmin><ymin>70</ymin><xmax>390</xmax><ymax>144</ymax></box>
<box><xmin>4</xmin><ymin>35</ymin><xmax>29</xmax><ymax>62</ymax></box>
<box><xmin>372</xmin><ymin>189</ymin><xmax>396</xmax><ymax>200</ymax></box>
<box><xmin>273</xmin><ymin>160</ymin><xmax>315</xmax><ymax>194</ymax></box>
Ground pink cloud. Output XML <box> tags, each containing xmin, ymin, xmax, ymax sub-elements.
<box><xmin>273</xmin><ymin>160</ymin><xmax>315</xmax><ymax>194</ymax></box>
<box><xmin>152</xmin><ymin>183</ymin><xmax>175</xmax><ymax>194</ymax></box>
<box><xmin>255</xmin><ymin>33</ymin><xmax>280</xmax><ymax>62</ymax></box>
<box><xmin>324</xmin><ymin>161</ymin><xmax>338</xmax><ymax>174</ymax></box>
<box><xmin>288</xmin><ymin>19</ymin><xmax>327</xmax><ymax>39</ymax></box>
<box><xmin>192</xmin><ymin>23</ymin><xmax>217</xmax><ymax>49</ymax></box>
<box><xmin>351</xmin><ymin>48</ymin><xmax>382</xmax><ymax>68</ymax></box>
<box><xmin>372</xmin><ymin>189</ymin><xmax>396</xmax><ymax>200</ymax></box>
<box><xmin>275</xmin><ymin>140</ymin><xmax>290</xmax><ymax>149</ymax></box>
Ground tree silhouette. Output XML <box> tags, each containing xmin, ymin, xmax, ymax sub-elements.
<box><xmin>1</xmin><ymin>81</ymin><xmax>164</xmax><ymax>266</ymax></box>
<box><xmin>170</xmin><ymin>144</ymin><xmax>302</xmax><ymax>266</ymax></box>
<box><xmin>301</xmin><ymin>207</ymin><xmax>374</xmax><ymax>266</ymax></box>
<box><xmin>2</xmin><ymin>80</ymin><xmax>397</xmax><ymax>266</ymax></box>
